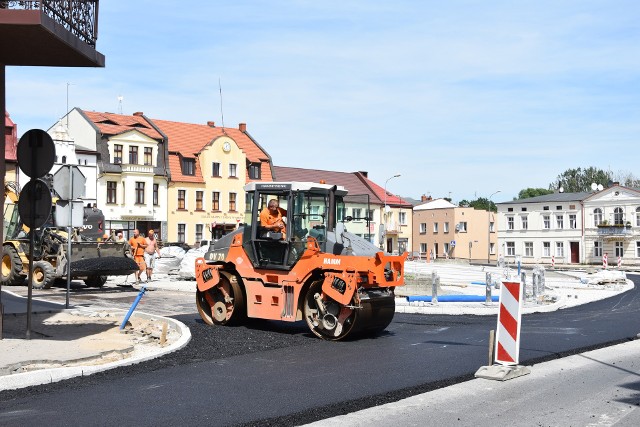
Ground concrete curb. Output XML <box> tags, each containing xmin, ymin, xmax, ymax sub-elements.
<box><xmin>0</xmin><ymin>310</ymin><xmax>191</xmax><ymax>392</ymax></box>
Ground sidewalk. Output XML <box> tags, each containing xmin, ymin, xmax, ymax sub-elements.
<box><xmin>0</xmin><ymin>288</ymin><xmax>191</xmax><ymax>391</ymax></box>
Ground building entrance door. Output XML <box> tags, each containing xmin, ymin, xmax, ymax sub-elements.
<box><xmin>570</xmin><ymin>241</ymin><xmax>579</xmax><ymax>263</ymax></box>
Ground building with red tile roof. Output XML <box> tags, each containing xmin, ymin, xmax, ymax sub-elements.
<box><xmin>274</xmin><ymin>166</ymin><xmax>412</xmax><ymax>254</ymax></box>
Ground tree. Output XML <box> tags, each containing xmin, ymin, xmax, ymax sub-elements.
<box><xmin>612</xmin><ymin>170</ymin><xmax>640</xmax><ymax>188</ymax></box>
<box><xmin>549</xmin><ymin>167</ymin><xmax>611</xmax><ymax>193</ymax></box>
<box><xmin>459</xmin><ymin>197</ymin><xmax>496</xmax><ymax>212</ymax></box>
<box><xmin>516</xmin><ymin>188</ymin><xmax>554</xmax><ymax>200</ymax></box>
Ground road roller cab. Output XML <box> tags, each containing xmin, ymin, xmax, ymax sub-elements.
<box><xmin>195</xmin><ymin>182</ymin><xmax>406</xmax><ymax>340</ymax></box>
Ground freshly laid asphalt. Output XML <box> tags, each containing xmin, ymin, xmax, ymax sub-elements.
<box><xmin>0</xmin><ymin>262</ymin><xmax>638</xmax><ymax>425</ymax></box>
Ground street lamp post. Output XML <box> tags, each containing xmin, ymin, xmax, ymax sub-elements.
<box><xmin>487</xmin><ymin>190</ymin><xmax>501</xmax><ymax>264</ymax></box>
<box><xmin>381</xmin><ymin>174</ymin><xmax>401</xmax><ymax>250</ymax></box>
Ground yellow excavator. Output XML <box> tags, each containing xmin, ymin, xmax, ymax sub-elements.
<box><xmin>2</xmin><ymin>181</ymin><xmax>137</xmax><ymax>289</ymax></box>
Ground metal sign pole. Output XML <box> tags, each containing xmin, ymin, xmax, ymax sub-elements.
<box><xmin>66</xmin><ymin>166</ymin><xmax>73</xmax><ymax>309</ymax></box>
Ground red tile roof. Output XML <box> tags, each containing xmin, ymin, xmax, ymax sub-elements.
<box><xmin>81</xmin><ymin>110</ymin><xmax>164</xmax><ymax>140</ymax></box>
<box><xmin>274</xmin><ymin>166</ymin><xmax>411</xmax><ymax>207</ymax></box>
<box><xmin>152</xmin><ymin>119</ymin><xmax>273</xmax><ymax>183</ymax></box>
<box><xmin>168</xmin><ymin>154</ymin><xmax>205</xmax><ymax>184</ymax></box>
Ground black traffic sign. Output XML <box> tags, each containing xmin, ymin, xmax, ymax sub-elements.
<box><xmin>17</xmin><ymin>129</ymin><xmax>55</xmax><ymax>178</ymax></box>
<box><xmin>18</xmin><ymin>179</ymin><xmax>53</xmax><ymax>229</ymax></box>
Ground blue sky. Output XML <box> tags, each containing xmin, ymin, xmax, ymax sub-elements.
<box><xmin>6</xmin><ymin>1</ymin><xmax>640</xmax><ymax>203</ymax></box>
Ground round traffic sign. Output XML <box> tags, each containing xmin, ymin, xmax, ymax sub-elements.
<box><xmin>17</xmin><ymin>129</ymin><xmax>55</xmax><ymax>178</ymax></box>
<box><xmin>18</xmin><ymin>179</ymin><xmax>53</xmax><ymax>229</ymax></box>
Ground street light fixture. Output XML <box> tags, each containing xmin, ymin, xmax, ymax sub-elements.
<box><xmin>381</xmin><ymin>174</ymin><xmax>401</xmax><ymax>250</ymax></box>
<box><xmin>487</xmin><ymin>190</ymin><xmax>501</xmax><ymax>264</ymax></box>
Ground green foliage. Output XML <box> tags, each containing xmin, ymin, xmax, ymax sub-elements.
<box><xmin>517</xmin><ymin>188</ymin><xmax>554</xmax><ymax>200</ymax></box>
<box><xmin>549</xmin><ymin>167</ymin><xmax>611</xmax><ymax>193</ymax></box>
<box><xmin>459</xmin><ymin>197</ymin><xmax>496</xmax><ymax>212</ymax></box>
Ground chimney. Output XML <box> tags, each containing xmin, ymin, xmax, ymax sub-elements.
<box><xmin>358</xmin><ymin>171</ymin><xmax>368</xmax><ymax>178</ymax></box>
<box><xmin>421</xmin><ymin>194</ymin><xmax>427</xmax><ymax>202</ymax></box>
<box><xmin>133</xmin><ymin>111</ymin><xmax>144</xmax><ymax>116</ymax></box>
<box><xmin>239</xmin><ymin>123</ymin><xmax>247</xmax><ymax>132</ymax></box>
<box><xmin>207</xmin><ymin>121</ymin><xmax>215</xmax><ymax>128</ymax></box>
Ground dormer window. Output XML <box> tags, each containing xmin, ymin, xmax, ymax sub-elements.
<box><xmin>182</xmin><ymin>158</ymin><xmax>195</xmax><ymax>176</ymax></box>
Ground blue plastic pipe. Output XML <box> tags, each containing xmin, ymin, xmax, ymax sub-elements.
<box><xmin>120</xmin><ymin>285</ymin><xmax>147</xmax><ymax>330</ymax></box>
<box><xmin>406</xmin><ymin>295</ymin><xmax>499</xmax><ymax>303</ymax></box>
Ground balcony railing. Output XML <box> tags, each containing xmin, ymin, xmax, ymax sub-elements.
<box><xmin>596</xmin><ymin>224</ymin><xmax>633</xmax><ymax>236</ymax></box>
<box><xmin>2</xmin><ymin>1</ymin><xmax>99</xmax><ymax>46</ymax></box>
<box><xmin>121</xmin><ymin>163</ymin><xmax>154</xmax><ymax>174</ymax></box>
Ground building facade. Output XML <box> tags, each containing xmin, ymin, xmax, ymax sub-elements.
<box><xmin>412</xmin><ymin>197</ymin><xmax>497</xmax><ymax>262</ymax></box>
<box><xmin>153</xmin><ymin>120</ymin><xmax>274</xmax><ymax>246</ymax></box>
<box><xmin>497</xmin><ymin>186</ymin><xmax>640</xmax><ymax>266</ymax></box>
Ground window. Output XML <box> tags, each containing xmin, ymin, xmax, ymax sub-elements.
<box><xmin>420</xmin><ymin>243</ymin><xmax>427</xmax><ymax>254</ymax></box>
<box><xmin>114</xmin><ymin>144</ymin><xmax>123</xmax><ymax>164</ymax></box>
<box><xmin>569</xmin><ymin>214</ymin><xmax>577</xmax><ymax>229</ymax></box>
<box><xmin>458</xmin><ymin>222</ymin><xmax>467</xmax><ymax>232</ymax></box>
<box><xmin>524</xmin><ymin>242</ymin><xmax>533</xmax><ymax>257</ymax></box>
<box><xmin>177</xmin><ymin>224</ymin><xmax>186</xmax><ymax>243</ymax></box>
<box><xmin>352</xmin><ymin>208</ymin><xmax>362</xmax><ymax>220</ymax></box>
<box><xmin>614</xmin><ymin>207</ymin><xmax>624</xmax><ymax>225</ymax></box>
<box><xmin>556</xmin><ymin>205</ymin><xmax>562</xmax><ymax>211</ymax></box>
<box><xmin>556</xmin><ymin>242</ymin><xmax>564</xmax><ymax>257</ymax></box>
<box><xmin>212</xmin><ymin>162</ymin><xmax>221</xmax><ymax>177</ymax></box>
<box><xmin>212</xmin><ymin>192</ymin><xmax>220</xmax><ymax>211</ymax></box>
<box><xmin>337</xmin><ymin>206</ymin><xmax>345</xmax><ymax>221</ymax></box>
<box><xmin>594</xmin><ymin>208</ymin><xmax>603</xmax><ymax>226</ymax></box>
<box><xmin>107</xmin><ymin>181</ymin><xmax>117</xmax><ymax>204</ymax></box>
<box><xmin>594</xmin><ymin>241</ymin><xmax>602</xmax><ymax>257</ymax></box>
<box><xmin>153</xmin><ymin>184</ymin><xmax>159</xmax><ymax>206</ymax></box>
<box><xmin>521</xmin><ymin>216</ymin><xmax>528</xmax><ymax>230</ymax></box>
<box><xmin>178</xmin><ymin>190</ymin><xmax>186</xmax><ymax>210</ymax></box>
<box><xmin>489</xmin><ymin>222</ymin><xmax>495</xmax><ymax>232</ymax></box>
<box><xmin>399</xmin><ymin>212</ymin><xmax>407</xmax><ymax>225</ymax></box>
<box><xmin>615</xmin><ymin>241</ymin><xmax>624</xmax><ymax>257</ymax></box>
<box><xmin>556</xmin><ymin>214</ymin><xmax>564</xmax><ymax>229</ymax></box>
<box><xmin>229</xmin><ymin>192</ymin><xmax>237</xmax><ymax>211</ymax></box>
<box><xmin>506</xmin><ymin>242</ymin><xmax>515</xmax><ymax>256</ymax></box>
<box><xmin>229</xmin><ymin>163</ymin><xmax>237</xmax><ymax>178</ymax></box>
<box><xmin>420</xmin><ymin>223</ymin><xmax>427</xmax><ymax>234</ymax></box>
<box><xmin>636</xmin><ymin>207</ymin><xmax>640</xmax><ymax>227</ymax></box>
<box><xmin>507</xmin><ymin>208</ymin><xmax>513</xmax><ymax>212</ymax></box>
<box><xmin>443</xmin><ymin>242</ymin><xmax>450</xmax><ymax>255</ymax></box>
<box><xmin>543</xmin><ymin>206</ymin><xmax>549</xmax><ymax>211</ymax></box>
<box><xmin>521</xmin><ymin>207</ymin><xmax>527</xmax><ymax>212</ymax></box>
<box><xmin>196</xmin><ymin>224</ymin><xmax>203</xmax><ymax>243</ymax></box>
<box><xmin>507</xmin><ymin>216</ymin><xmax>514</xmax><ymax>230</ymax></box>
<box><xmin>543</xmin><ymin>215</ymin><xmax>550</xmax><ymax>229</ymax></box>
<box><xmin>489</xmin><ymin>243</ymin><xmax>495</xmax><ymax>255</ymax></box>
<box><xmin>249</xmin><ymin>163</ymin><xmax>261</xmax><ymax>179</ymax></box>
<box><xmin>62</xmin><ymin>155</ymin><xmax>67</xmax><ymax>163</ymax></box>
<box><xmin>129</xmin><ymin>146</ymin><xmax>138</xmax><ymax>164</ymax></box>
<box><xmin>135</xmin><ymin>182</ymin><xmax>145</xmax><ymax>204</ymax></box>
<box><xmin>245</xmin><ymin>193</ymin><xmax>253</xmax><ymax>213</ymax></box>
<box><xmin>444</xmin><ymin>222</ymin><xmax>449</xmax><ymax>233</ymax></box>
<box><xmin>543</xmin><ymin>242</ymin><xmax>551</xmax><ymax>257</ymax></box>
<box><xmin>182</xmin><ymin>158</ymin><xmax>195</xmax><ymax>176</ymax></box>
<box><xmin>433</xmin><ymin>222</ymin><xmax>439</xmax><ymax>233</ymax></box>
<box><xmin>636</xmin><ymin>242</ymin><xmax>640</xmax><ymax>258</ymax></box>
<box><xmin>144</xmin><ymin>147</ymin><xmax>153</xmax><ymax>165</ymax></box>
<box><xmin>367</xmin><ymin>210</ymin><xmax>374</xmax><ymax>221</ymax></box>
<box><xmin>196</xmin><ymin>191</ymin><xmax>203</xmax><ymax>211</ymax></box>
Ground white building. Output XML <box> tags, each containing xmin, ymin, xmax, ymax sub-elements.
<box><xmin>497</xmin><ymin>185</ymin><xmax>640</xmax><ymax>266</ymax></box>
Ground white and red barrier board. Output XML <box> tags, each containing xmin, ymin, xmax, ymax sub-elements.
<box><xmin>495</xmin><ymin>281</ymin><xmax>523</xmax><ymax>366</ymax></box>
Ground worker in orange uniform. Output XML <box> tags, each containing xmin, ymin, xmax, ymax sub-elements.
<box><xmin>129</xmin><ymin>228</ymin><xmax>147</xmax><ymax>285</ymax></box>
<box><xmin>260</xmin><ymin>199</ymin><xmax>287</xmax><ymax>238</ymax></box>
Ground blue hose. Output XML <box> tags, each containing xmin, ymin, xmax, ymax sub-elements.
<box><xmin>406</xmin><ymin>295</ymin><xmax>499</xmax><ymax>303</ymax></box>
<box><xmin>120</xmin><ymin>285</ymin><xmax>147</xmax><ymax>330</ymax></box>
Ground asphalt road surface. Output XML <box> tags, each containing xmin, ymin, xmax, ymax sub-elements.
<box><xmin>0</xmin><ymin>275</ymin><xmax>639</xmax><ymax>426</ymax></box>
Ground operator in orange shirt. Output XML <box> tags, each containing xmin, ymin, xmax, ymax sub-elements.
<box><xmin>260</xmin><ymin>199</ymin><xmax>287</xmax><ymax>238</ymax></box>
<box><xmin>128</xmin><ymin>228</ymin><xmax>147</xmax><ymax>285</ymax></box>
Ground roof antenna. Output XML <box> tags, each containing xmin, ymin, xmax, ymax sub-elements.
<box><xmin>117</xmin><ymin>95</ymin><xmax>124</xmax><ymax>115</ymax></box>
<box><xmin>218</xmin><ymin>77</ymin><xmax>226</xmax><ymax>131</ymax></box>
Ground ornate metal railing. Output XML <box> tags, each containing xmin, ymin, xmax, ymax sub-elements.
<box><xmin>1</xmin><ymin>1</ymin><xmax>99</xmax><ymax>46</ymax></box>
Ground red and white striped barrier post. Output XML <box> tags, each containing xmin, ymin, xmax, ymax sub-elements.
<box><xmin>551</xmin><ymin>255</ymin><xmax>555</xmax><ymax>268</ymax></box>
<box><xmin>495</xmin><ymin>281</ymin><xmax>524</xmax><ymax>366</ymax></box>
<box><xmin>603</xmin><ymin>253</ymin><xmax>608</xmax><ymax>269</ymax></box>
<box><xmin>618</xmin><ymin>256</ymin><xmax>621</xmax><ymax>268</ymax></box>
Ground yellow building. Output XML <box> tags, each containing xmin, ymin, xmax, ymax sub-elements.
<box><xmin>153</xmin><ymin>120</ymin><xmax>274</xmax><ymax>245</ymax></box>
